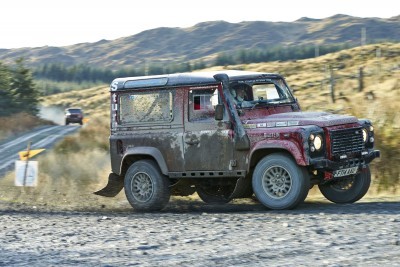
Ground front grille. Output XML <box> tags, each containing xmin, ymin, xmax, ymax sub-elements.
<box><xmin>330</xmin><ymin>127</ymin><xmax>365</xmax><ymax>155</ymax></box>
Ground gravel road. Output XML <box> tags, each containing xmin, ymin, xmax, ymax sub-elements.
<box><xmin>1</xmin><ymin>199</ymin><xmax>399</xmax><ymax>267</ymax></box>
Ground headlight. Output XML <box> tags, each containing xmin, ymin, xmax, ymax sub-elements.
<box><xmin>313</xmin><ymin>135</ymin><xmax>323</xmax><ymax>151</ymax></box>
<box><xmin>309</xmin><ymin>132</ymin><xmax>324</xmax><ymax>153</ymax></box>
<box><xmin>362</xmin><ymin>128</ymin><xmax>368</xmax><ymax>143</ymax></box>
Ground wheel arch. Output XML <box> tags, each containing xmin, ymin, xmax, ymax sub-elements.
<box><xmin>249</xmin><ymin>141</ymin><xmax>307</xmax><ymax>173</ymax></box>
<box><xmin>120</xmin><ymin>147</ymin><xmax>168</xmax><ymax>176</ymax></box>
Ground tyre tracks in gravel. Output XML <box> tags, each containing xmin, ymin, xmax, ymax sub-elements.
<box><xmin>0</xmin><ymin>125</ymin><xmax>80</xmax><ymax>176</ymax></box>
<box><xmin>0</xmin><ymin>200</ymin><xmax>399</xmax><ymax>266</ymax></box>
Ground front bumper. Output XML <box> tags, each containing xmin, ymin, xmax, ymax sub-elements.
<box><xmin>66</xmin><ymin>116</ymin><xmax>82</xmax><ymax>122</ymax></box>
<box><xmin>309</xmin><ymin>150</ymin><xmax>380</xmax><ymax>171</ymax></box>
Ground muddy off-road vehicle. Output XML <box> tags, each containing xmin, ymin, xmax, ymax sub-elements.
<box><xmin>95</xmin><ymin>71</ymin><xmax>380</xmax><ymax>211</ymax></box>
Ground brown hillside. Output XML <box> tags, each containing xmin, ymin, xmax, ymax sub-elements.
<box><xmin>1</xmin><ymin>14</ymin><xmax>399</xmax><ymax>69</ymax></box>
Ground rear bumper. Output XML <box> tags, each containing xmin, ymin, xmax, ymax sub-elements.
<box><xmin>309</xmin><ymin>150</ymin><xmax>380</xmax><ymax>171</ymax></box>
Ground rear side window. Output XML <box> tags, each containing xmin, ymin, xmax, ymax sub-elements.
<box><xmin>119</xmin><ymin>91</ymin><xmax>173</xmax><ymax>124</ymax></box>
<box><xmin>188</xmin><ymin>88</ymin><xmax>219</xmax><ymax>122</ymax></box>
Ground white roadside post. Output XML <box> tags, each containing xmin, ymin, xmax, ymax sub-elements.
<box><xmin>15</xmin><ymin>142</ymin><xmax>45</xmax><ymax>187</ymax></box>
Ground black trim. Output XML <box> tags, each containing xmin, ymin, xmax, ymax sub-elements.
<box><xmin>309</xmin><ymin>150</ymin><xmax>380</xmax><ymax>170</ymax></box>
<box><xmin>169</xmin><ymin>170</ymin><xmax>247</xmax><ymax>179</ymax></box>
<box><xmin>111</xmin><ymin>71</ymin><xmax>284</xmax><ymax>91</ymax></box>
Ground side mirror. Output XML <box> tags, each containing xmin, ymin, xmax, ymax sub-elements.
<box><xmin>215</xmin><ymin>104</ymin><xmax>224</xmax><ymax>121</ymax></box>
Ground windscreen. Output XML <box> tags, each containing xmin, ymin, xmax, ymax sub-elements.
<box><xmin>230</xmin><ymin>78</ymin><xmax>295</xmax><ymax>108</ymax></box>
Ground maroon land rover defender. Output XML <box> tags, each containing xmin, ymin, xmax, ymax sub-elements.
<box><xmin>95</xmin><ymin>71</ymin><xmax>380</xmax><ymax>211</ymax></box>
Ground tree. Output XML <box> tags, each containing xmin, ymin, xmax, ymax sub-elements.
<box><xmin>11</xmin><ymin>58</ymin><xmax>40</xmax><ymax>115</ymax></box>
<box><xmin>0</xmin><ymin>62</ymin><xmax>15</xmax><ymax>116</ymax></box>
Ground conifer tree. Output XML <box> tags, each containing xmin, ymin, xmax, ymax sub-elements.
<box><xmin>0</xmin><ymin>62</ymin><xmax>14</xmax><ymax>116</ymax></box>
<box><xmin>11</xmin><ymin>58</ymin><xmax>40</xmax><ymax>115</ymax></box>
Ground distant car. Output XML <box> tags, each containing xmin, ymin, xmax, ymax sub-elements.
<box><xmin>65</xmin><ymin>108</ymin><xmax>83</xmax><ymax>125</ymax></box>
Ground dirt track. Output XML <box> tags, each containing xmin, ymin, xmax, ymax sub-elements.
<box><xmin>1</xmin><ymin>199</ymin><xmax>399</xmax><ymax>266</ymax></box>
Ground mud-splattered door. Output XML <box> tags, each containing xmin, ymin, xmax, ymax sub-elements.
<box><xmin>183</xmin><ymin>87</ymin><xmax>234</xmax><ymax>171</ymax></box>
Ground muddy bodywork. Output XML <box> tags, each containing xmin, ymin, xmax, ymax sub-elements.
<box><xmin>95</xmin><ymin>70</ymin><xmax>379</xmax><ymax>198</ymax></box>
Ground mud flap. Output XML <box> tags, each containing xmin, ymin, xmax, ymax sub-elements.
<box><xmin>94</xmin><ymin>173</ymin><xmax>124</xmax><ymax>197</ymax></box>
<box><xmin>229</xmin><ymin>177</ymin><xmax>253</xmax><ymax>199</ymax></box>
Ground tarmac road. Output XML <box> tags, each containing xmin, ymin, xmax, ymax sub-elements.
<box><xmin>0</xmin><ymin>199</ymin><xmax>399</xmax><ymax>266</ymax></box>
<box><xmin>0</xmin><ymin>125</ymin><xmax>80</xmax><ymax>176</ymax></box>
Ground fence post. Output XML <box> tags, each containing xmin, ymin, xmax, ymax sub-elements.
<box><xmin>358</xmin><ymin>67</ymin><xmax>364</xmax><ymax>92</ymax></box>
<box><xmin>329</xmin><ymin>65</ymin><xmax>335</xmax><ymax>103</ymax></box>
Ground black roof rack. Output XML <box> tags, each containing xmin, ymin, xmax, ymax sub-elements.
<box><xmin>110</xmin><ymin>70</ymin><xmax>283</xmax><ymax>91</ymax></box>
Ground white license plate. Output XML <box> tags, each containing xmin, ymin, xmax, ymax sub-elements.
<box><xmin>333</xmin><ymin>167</ymin><xmax>359</xmax><ymax>177</ymax></box>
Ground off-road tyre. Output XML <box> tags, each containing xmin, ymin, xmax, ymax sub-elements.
<box><xmin>252</xmin><ymin>153</ymin><xmax>310</xmax><ymax>210</ymax></box>
<box><xmin>318</xmin><ymin>166</ymin><xmax>371</xmax><ymax>204</ymax></box>
<box><xmin>124</xmin><ymin>160</ymin><xmax>170</xmax><ymax>211</ymax></box>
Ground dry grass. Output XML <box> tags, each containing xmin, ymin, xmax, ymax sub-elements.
<box><xmin>0</xmin><ymin>115</ymin><xmax>126</xmax><ymax>211</ymax></box>
<box><xmin>41</xmin><ymin>85</ymin><xmax>109</xmax><ymax>118</ymax></box>
<box><xmin>0</xmin><ymin>112</ymin><xmax>53</xmax><ymax>141</ymax></box>
<box><xmin>0</xmin><ymin>150</ymin><xmax>130</xmax><ymax>211</ymax></box>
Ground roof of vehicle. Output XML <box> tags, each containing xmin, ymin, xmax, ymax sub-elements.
<box><xmin>110</xmin><ymin>70</ymin><xmax>284</xmax><ymax>91</ymax></box>
<box><xmin>65</xmin><ymin>108</ymin><xmax>82</xmax><ymax>112</ymax></box>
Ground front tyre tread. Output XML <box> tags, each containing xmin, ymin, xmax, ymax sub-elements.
<box><xmin>252</xmin><ymin>153</ymin><xmax>309</xmax><ymax>210</ymax></box>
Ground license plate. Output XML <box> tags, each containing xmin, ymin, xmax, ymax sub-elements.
<box><xmin>333</xmin><ymin>167</ymin><xmax>358</xmax><ymax>177</ymax></box>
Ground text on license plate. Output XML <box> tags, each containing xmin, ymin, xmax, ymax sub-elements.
<box><xmin>333</xmin><ymin>167</ymin><xmax>359</xmax><ymax>178</ymax></box>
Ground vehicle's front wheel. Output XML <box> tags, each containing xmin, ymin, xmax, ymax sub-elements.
<box><xmin>252</xmin><ymin>153</ymin><xmax>310</xmax><ymax>210</ymax></box>
<box><xmin>318</xmin><ymin>166</ymin><xmax>371</xmax><ymax>204</ymax></box>
<box><xmin>124</xmin><ymin>160</ymin><xmax>170</xmax><ymax>211</ymax></box>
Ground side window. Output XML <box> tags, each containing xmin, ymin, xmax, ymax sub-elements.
<box><xmin>119</xmin><ymin>91</ymin><xmax>173</xmax><ymax>124</ymax></box>
<box><xmin>189</xmin><ymin>88</ymin><xmax>219</xmax><ymax>122</ymax></box>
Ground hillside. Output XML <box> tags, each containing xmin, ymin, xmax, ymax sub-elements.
<box><xmin>43</xmin><ymin>42</ymin><xmax>400</xmax><ymax>115</ymax></box>
<box><xmin>1</xmin><ymin>14</ymin><xmax>400</xmax><ymax>70</ymax></box>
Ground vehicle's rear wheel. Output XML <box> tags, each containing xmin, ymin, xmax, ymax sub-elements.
<box><xmin>196</xmin><ymin>184</ymin><xmax>233</xmax><ymax>204</ymax></box>
<box><xmin>65</xmin><ymin>120</ymin><xmax>69</xmax><ymax>125</ymax></box>
<box><xmin>318</xmin><ymin>166</ymin><xmax>371</xmax><ymax>204</ymax></box>
<box><xmin>252</xmin><ymin>153</ymin><xmax>310</xmax><ymax>210</ymax></box>
<box><xmin>124</xmin><ymin>160</ymin><xmax>170</xmax><ymax>211</ymax></box>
